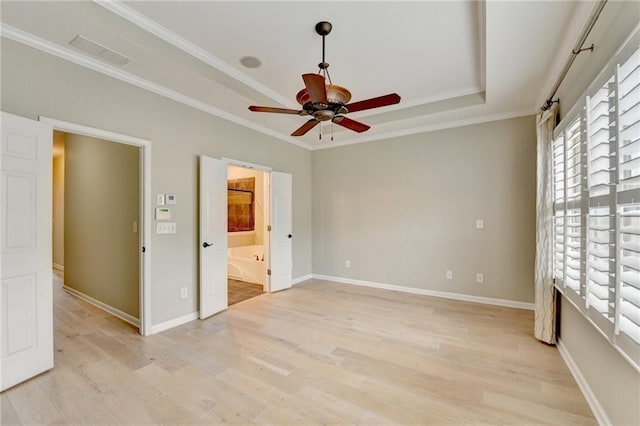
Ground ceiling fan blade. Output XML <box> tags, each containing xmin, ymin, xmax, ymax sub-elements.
<box><xmin>302</xmin><ymin>73</ymin><xmax>328</xmax><ymax>104</ymax></box>
<box><xmin>291</xmin><ymin>119</ymin><xmax>320</xmax><ymax>136</ymax></box>
<box><xmin>249</xmin><ymin>106</ymin><xmax>303</xmax><ymax>115</ymax></box>
<box><xmin>345</xmin><ymin>93</ymin><xmax>401</xmax><ymax>113</ymax></box>
<box><xmin>333</xmin><ymin>116</ymin><xmax>370</xmax><ymax>133</ymax></box>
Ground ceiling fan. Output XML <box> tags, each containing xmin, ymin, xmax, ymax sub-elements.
<box><xmin>248</xmin><ymin>21</ymin><xmax>401</xmax><ymax>139</ymax></box>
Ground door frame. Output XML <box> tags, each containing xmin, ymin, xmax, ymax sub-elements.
<box><xmin>39</xmin><ymin>116</ymin><xmax>152</xmax><ymax>336</ymax></box>
<box><xmin>222</xmin><ymin>157</ymin><xmax>272</xmax><ymax>293</ymax></box>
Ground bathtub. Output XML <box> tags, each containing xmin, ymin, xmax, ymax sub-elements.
<box><xmin>227</xmin><ymin>245</ymin><xmax>264</xmax><ymax>285</ymax></box>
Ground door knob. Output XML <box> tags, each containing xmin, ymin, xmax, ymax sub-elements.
<box><xmin>202</xmin><ymin>242</ymin><xmax>213</xmax><ymax>248</ymax></box>
<box><xmin>288</xmin><ymin>234</ymin><xmax>292</xmax><ymax>239</ymax></box>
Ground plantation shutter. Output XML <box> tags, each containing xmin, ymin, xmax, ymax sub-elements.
<box><xmin>585</xmin><ymin>76</ymin><xmax>616</xmax><ymax>332</ymax></box>
<box><xmin>551</xmin><ymin>38</ymin><xmax>640</xmax><ymax>368</ymax></box>
<box><xmin>616</xmin><ymin>49</ymin><xmax>640</xmax><ymax>355</ymax></box>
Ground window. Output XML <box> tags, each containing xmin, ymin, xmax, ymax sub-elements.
<box><xmin>553</xmin><ymin>43</ymin><xmax>640</xmax><ymax>368</ymax></box>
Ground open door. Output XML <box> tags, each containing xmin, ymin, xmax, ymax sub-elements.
<box><xmin>1</xmin><ymin>112</ymin><xmax>53</xmax><ymax>391</ymax></box>
<box><xmin>270</xmin><ymin>171</ymin><xmax>293</xmax><ymax>292</ymax></box>
<box><xmin>199</xmin><ymin>156</ymin><xmax>227</xmax><ymax>319</ymax></box>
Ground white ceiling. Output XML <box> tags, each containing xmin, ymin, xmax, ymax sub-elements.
<box><xmin>0</xmin><ymin>1</ymin><xmax>597</xmax><ymax>150</ymax></box>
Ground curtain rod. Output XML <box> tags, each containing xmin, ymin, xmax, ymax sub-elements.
<box><xmin>541</xmin><ymin>0</ymin><xmax>608</xmax><ymax>111</ymax></box>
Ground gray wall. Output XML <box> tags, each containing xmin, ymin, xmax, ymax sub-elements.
<box><xmin>560</xmin><ymin>298</ymin><xmax>640</xmax><ymax>426</ymax></box>
<box><xmin>64</xmin><ymin>133</ymin><xmax>140</xmax><ymax>318</ymax></box>
<box><xmin>553</xmin><ymin>2</ymin><xmax>640</xmax><ymax>424</ymax></box>
<box><xmin>0</xmin><ymin>38</ymin><xmax>312</xmax><ymax>325</ymax></box>
<box><xmin>312</xmin><ymin>116</ymin><xmax>536</xmax><ymax>303</ymax></box>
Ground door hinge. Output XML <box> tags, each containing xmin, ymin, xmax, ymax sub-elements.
<box><xmin>267</xmin><ymin>269</ymin><xmax>271</xmax><ymax>276</ymax></box>
<box><xmin>142</xmin><ymin>246</ymin><xmax>146</xmax><ymax>253</ymax></box>
<box><xmin>267</xmin><ymin>225</ymin><xmax>272</xmax><ymax>231</ymax></box>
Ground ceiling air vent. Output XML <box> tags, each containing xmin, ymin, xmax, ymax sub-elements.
<box><xmin>69</xmin><ymin>35</ymin><xmax>130</xmax><ymax>66</ymax></box>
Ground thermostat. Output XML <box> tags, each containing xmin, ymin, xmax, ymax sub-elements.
<box><xmin>166</xmin><ymin>194</ymin><xmax>177</xmax><ymax>205</ymax></box>
<box><xmin>155</xmin><ymin>207</ymin><xmax>171</xmax><ymax>220</ymax></box>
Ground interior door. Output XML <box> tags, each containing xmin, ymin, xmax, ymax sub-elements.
<box><xmin>199</xmin><ymin>156</ymin><xmax>227</xmax><ymax>319</ymax></box>
<box><xmin>1</xmin><ymin>112</ymin><xmax>53</xmax><ymax>391</ymax></box>
<box><xmin>270</xmin><ymin>171</ymin><xmax>292</xmax><ymax>292</ymax></box>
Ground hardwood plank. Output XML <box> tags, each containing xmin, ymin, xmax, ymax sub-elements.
<box><xmin>0</xmin><ymin>271</ymin><xmax>596</xmax><ymax>425</ymax></box>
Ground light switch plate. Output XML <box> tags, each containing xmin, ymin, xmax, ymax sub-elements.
<box><xmin>156</xmin><ymin>222</ymin><xmax>176</xmax><ymax>234</ymax></box>
<box><xmin>157</xmin><ymin>194</ymin><xmax>165</xmax><ymax>205</ymax></box>
<box><xmin>476</xmin><ymin>273</ymin><xmax>484</xmax><ymax>283</ymax></box>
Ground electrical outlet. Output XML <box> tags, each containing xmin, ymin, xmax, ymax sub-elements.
<box><xmin>476</xmin><ymin>273</ymin><xmax>484</xmax><ymax>283</ymax></box>
<box><xmin>180</xmin><ymin>287</ymin><xmax>188</xmax><ymax>299</ymax></box>
<box><xmin>345</xmin><ymin>260</ymin><xmax>351</xmax><ymax>268</ymax></box>
<box><xmin>476</xmin><ymin>219</ymin><xmax>484</xmax><ymax>229</ymax></box>
<box><xmin>446</xmin><ymin>270</ymin><xmax>453</xmax><ymax>280</ymax></box>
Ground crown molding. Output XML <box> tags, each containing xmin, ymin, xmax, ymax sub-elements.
<box><xmin>309</xmin><ymin>108</ymin><xmax>537</xmax><ymax>150</ymax></box>
<box><xmin>2</xmin><ymin>24</ymin><xmax>536</xmax><ymax>152</ymax></box>
<box><xmin>0</xmin><ymin>24</ymin><xmax>308</xmax><ymax>150</ymax></box>
<box><xmin>93</xmin><ymin>0</ymin><xmax>295</xmax><ymax>109</ymax></box>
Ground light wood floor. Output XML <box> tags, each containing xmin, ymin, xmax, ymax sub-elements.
<box><xmin>1</xmin><ymin>272</ymin><xmax>595</xmax><ymax>425</ymax></box>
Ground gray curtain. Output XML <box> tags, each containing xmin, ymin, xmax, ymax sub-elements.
<box><xmin>534</xmin><ymin>104</ymin><xmax>558</xmax><ymax>344</ymax></box>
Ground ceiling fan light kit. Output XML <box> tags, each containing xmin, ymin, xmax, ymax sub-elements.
<box><xmin>248</xmin><ymin>21</ymin><xmax>401</xmax><ymax>140</ymax></box>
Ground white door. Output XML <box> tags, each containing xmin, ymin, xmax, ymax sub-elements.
<box><xmin>270</xmin><ymin>171</ymin><xmax>292</xmax><ymax>292</ymax></box>
<box><xmin>199</xmin><ymin>156</ymin><xmax>227</xmax><ymax>319</ymax></box>
<box><xmin>1</xmin><ymin>112</ymin><xmax>53</xmax><ymax>391</ymax></box>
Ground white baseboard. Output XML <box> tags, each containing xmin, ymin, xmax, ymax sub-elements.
<box><xmin>63</xmin><ymin>285</ymin><xmax>139</xmax><ymax>327</ymax></box>
<box><xmin>311</xmin><ymin>274</ymin><xmax>535</xmax><ymax>310</ymax></box>
<box><xmin>52</xmin><ymin>263</ymin><xmax>64</xmax><ymax>271</ymax></box>
<box><xmin>557</xmin><ymin>339</ymin><xmax>610</xmax><ymax>426</ymax></box>
<box><xmin>292</xmin><ymin>274</ymin><xmax>313</xmax><ymax>286</ymax></box>
<box><xmin>150</xmin><ymin>311</ymin><xmax>199</xmax><ymax>335</ymax></box>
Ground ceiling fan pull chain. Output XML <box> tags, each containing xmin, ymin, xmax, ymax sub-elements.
<box><xmin>331</xmin><ymin>122</ymin><xmax>334</xmax><ymax>141</ymax></box>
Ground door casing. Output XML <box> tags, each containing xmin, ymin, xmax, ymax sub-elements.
<box><xmin>39</xmin><ymin>117</ymin><xmax>152</xmax><ymax>336</ymax></box>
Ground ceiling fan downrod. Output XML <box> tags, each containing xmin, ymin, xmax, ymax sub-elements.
<box><xmin>315</xmin><ymin>21</ymin><xmax>332</xmax><ymax>84</ymax></box>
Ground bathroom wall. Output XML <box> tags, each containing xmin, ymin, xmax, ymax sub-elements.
<box><xmin>227</xmin><ymin>165</ymin><xmax>265</xmax><ymax>249</ymax></box>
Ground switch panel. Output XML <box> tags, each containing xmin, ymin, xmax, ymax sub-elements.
<box><xmin>476</xmin><ymin>219</ymin><xmax>484</xmax><ymax>229</ymax></box>
<box><xmin>156</xmin><ymin>222</ymin><xmax>176</xmax><ymax>234</ymax></box>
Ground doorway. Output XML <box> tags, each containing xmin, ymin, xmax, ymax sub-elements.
<box><xmin>227</xmin><ymin>165</ymin><xmax>267</xmax><ymax>305</ymax></box>
<box><xmin>42</xmin><ymin>117</ymin><xmax>152</xmax><ymax>336</ymax></box>
<box><xmin>52</xmin><ymin>130</ymin><xmax>141</xmax><ymax>328</ymax></box>
<box><xmin>199</xmin><ymin>156</ymin><xmax>292</xmax><ymax>319</ymax></box>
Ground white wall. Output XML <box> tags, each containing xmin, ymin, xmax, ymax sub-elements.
<box><xmin>552</xmin><ymin>2</ymin><xmax>640</xmax><ymax>424</ymax></box>
<box><xmin>0</xmin><ymin>38</ymin><xmax>312</xmax><ymax>325</ymax></box>
<box><xmin>312</xmin><ymin>115</ymin><xmax>536</xmax><ymax>304</ymax></box>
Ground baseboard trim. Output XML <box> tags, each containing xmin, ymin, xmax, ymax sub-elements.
<box><xmin>557</xmin><ymin>339</ymin><xmax>610</xmax><ymax>426</ymax></box>
<box><xmin>62</xmin><ymin>285</ymin><xmax>140</xmax><ymax>327</ymax></box>
<box><xmin>150</xmin><ymin>311</ymin><xmax>199</xmax><ymax>335</ymax></box>
<box><xmin>292</xmin><ymin>274</ymin><xmax>313</xmax><ymax>286</ymax></box>
<box><xmin>311</xmin><ymin>274</ymin><xmax>535</xmax><ymax>310</ymax></box>
<box><xmin>52</xmin><ymin>263</ymin><xmax>64</xmax><ymax>271</ymax></box>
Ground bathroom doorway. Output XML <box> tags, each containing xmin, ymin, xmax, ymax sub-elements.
<box><xmin>226</xmin><ymin>164</ymin><xmax>267</xmax><ymax>305</ymax></box>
